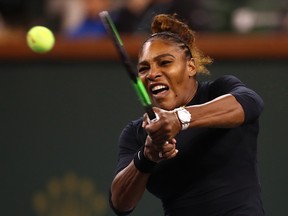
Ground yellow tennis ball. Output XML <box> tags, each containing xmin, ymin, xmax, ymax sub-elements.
<box><xmin>27</xmin><ymin>26</ymin><xmax>55</xmax><ymax>53</ymax></box>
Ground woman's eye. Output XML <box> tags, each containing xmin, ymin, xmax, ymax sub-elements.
<box><xmin>138</xmin><ymin>67</ymin><xmax>148</xmax><ymax>74</ymax></box>
<box><xmin>160</xmin><ymin>60</ymin><xmax>172</xmax><ymax>66</ymax></box>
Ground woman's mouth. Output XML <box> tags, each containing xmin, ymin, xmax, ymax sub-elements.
<box><xmin>151</xmin><ymin>84</ymin><xmax>169</xmax><ymax>95</ymax></box>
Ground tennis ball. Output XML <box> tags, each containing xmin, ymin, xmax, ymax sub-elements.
<box><xmin>26</xmin><ymin>26</ymin><xmax>55</xmax><ymax>53</ymax></box>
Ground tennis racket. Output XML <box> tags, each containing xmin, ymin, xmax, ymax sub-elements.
<box><xmin>99</xmin><ymin>11</ymin><xmax>157</xmax><ymax>120</ymax></box>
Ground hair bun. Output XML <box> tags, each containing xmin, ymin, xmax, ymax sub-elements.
<box><xmin>151</xmin><ymin>14</ymin><xmax>176</xmax><ymax>33</ymax></box>
<box><xmin>151</xmin><ymin>14</ymin><xmax>194</xmax><ymax>45</ymax></box>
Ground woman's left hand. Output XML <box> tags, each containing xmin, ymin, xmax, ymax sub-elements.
<box><xmin>144</xmin><ymin>136</ymin><xmax>178</xmax><ymax>162</ymax></box>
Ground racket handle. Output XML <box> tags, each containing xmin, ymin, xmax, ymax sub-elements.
<box><xmin>145</xmin><ymin>106</ymin><xmax>158</xmax><ymax>121</ymax></box>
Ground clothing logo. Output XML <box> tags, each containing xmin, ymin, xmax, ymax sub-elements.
<box><xmin>32</xmin><ymin>172</ymin><xmax>107</xmax><ymax>216</ymax></box>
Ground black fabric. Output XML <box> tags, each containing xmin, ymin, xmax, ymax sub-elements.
<box><xmin>113</xmin><ymin>75</ymin><xmax>265</xmax><ymax>216</ymax></box>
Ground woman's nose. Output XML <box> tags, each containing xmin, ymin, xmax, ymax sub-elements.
<box><xmin>146</xmin><ymin>67</ymin><xmax>161</xmax><ymax>81</ymax></box>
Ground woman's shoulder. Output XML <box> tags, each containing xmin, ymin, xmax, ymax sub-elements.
<box><xmin>120</xmin><ymin>117</ymin><xmax>144</xmax><ymax>137</ymax></box>
<box><xmin>206</xmin><ymin>75</ymin><xmax>244</xmax><ymax>91</ymax></box>
<box><xmin>119</xmin><ymin>117</ymin><xmax>146</xmax><ymax>149</ymax></box>
<box><xmin>195</xmin><ymin>75</ymin><xmax>244</xmax><ymax>102</ymax></box>
<box><xmin>199</xmin><ymin>75</ymin><xmax>242</xmax><ymax>87</ymax></box>
<box><xmin>212</xmin><ymin>75</ymin><xmax>242</xmax><ymax>85</ymax></box>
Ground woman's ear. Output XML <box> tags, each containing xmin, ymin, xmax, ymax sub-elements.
<box><xmin>187</xmin><ymin>58</ymin><xmax>196</xmax><ymax>77</ymax></box>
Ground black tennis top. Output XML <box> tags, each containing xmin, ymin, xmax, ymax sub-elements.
<box><xmin>113</xmin><ymin>75</ymin><xmax>265</xmax><ymax>216</ymax></box>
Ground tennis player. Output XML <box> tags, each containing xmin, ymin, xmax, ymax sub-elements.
<box><xmin>109</xmin><ymin>14</ymin><xmax>265</xmax><ymax>216</ymax></box>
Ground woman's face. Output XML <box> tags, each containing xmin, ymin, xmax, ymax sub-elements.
<box><xmin>138</xmin><ymin>39</ymin><xmax>196</xmax><ymax>110</ymax></box>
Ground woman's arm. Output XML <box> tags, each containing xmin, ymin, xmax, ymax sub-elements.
<box><xmin>187</xmin><ymin>94</ymin><xmax>244</xmax><ymax>128</ymax></box>
<box><xmin>111</xmin><ymin>161</ymin><xmax>150</xmax><ymax>213</ymax></box>
<box><xmin>144</xmin><ymin>94</ymin><xmax>245</xmax><ymax>144</ymax></box>
<box><xmin>110</xmin><ymin>139</ymin><xmax>177</xmax><ymax>214</ymax></box>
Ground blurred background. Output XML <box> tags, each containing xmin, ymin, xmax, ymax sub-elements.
<box><xmin>0</xmin><ymin>0</ymin><xmax>288</xmax><ymax>37</ymax></box>
<box><xmin>0</xmin><ymin>0</ymin><xmax>287</xmax><ymax>216</ymax></box>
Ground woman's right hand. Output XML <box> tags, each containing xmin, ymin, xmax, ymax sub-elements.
<box><xmin>142</xmin><ymin>107</ymin><xmax>182</xmax><ymax>145</ymax></box>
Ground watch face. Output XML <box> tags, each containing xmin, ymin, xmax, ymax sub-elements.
<box><xmin>178</xmin><ymin>109</ymin><xmax>190</xmax><ymax>123</ymax></box>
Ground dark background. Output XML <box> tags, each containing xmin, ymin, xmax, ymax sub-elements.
<box><xmin>1</xmin><ymin>59</ymin><xmax>287</xmax><ymax>215</ymax></box>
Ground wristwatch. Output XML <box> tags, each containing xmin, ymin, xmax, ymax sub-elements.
<box><xmin>174</xmin><ymin>107</ymin><xmax>191</xmax><ymax>130</ymax></box>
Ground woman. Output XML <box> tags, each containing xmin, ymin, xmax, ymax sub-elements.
<box><xmin>109</xmin><ymin>14</ymin><xmax>265</xmax><ymax>216</ymax></box>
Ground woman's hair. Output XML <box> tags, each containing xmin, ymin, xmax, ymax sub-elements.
<box><xmin>144</xmin><ymin>14</ymin><xmax>212</xmax><ymax>74</ymax></box>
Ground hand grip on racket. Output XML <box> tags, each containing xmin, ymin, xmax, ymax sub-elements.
<box><xmin>99</xmin><ymin>11</ymin><xmax>157</xmax><ymax>121</ymax></box>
